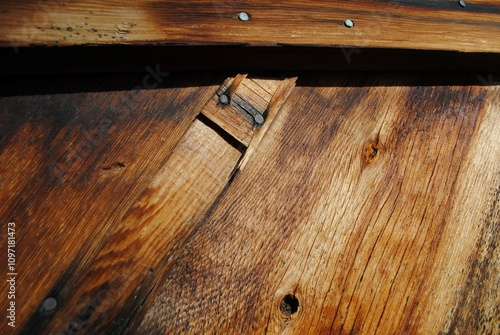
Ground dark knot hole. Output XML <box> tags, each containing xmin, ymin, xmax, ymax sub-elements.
<box><xmin>280</xmin><ymin>294</ymin><xmax>299</xmax><ymax>316</ymax></box>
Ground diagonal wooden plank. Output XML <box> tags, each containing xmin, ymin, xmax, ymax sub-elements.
<box><xmin>34</xmin><ymin>118</ymin><xmax>242</xmax><ymax>335</ymax></box>
<box><xmin>0</xmin><ymin>72</ymin><xmax>224</xmax><ymax>333</ymax></box>
<box><xmin>17</xmin><ymin>74</ymin><xmax>294</xmax><ymax>335</ymax></box>
<box><xmin>201</xmin><ymin>74</ymin><xmax>283</xmax><ymax>147</ymax></box>
<box><xmin>133</xmin><ymin>73</ymin><xmax>499</xmax><ymax>334</ymax></box>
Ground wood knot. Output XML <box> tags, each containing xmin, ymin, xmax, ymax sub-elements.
<box><xmin>363</xmin><ymin>137</ymin><xmax>381</xmax><ymax>165</ymax></box>
<box><xmin>280</xmin><ymin>294</ymin><xmax>299</xmax><ymax>316</ymax></box>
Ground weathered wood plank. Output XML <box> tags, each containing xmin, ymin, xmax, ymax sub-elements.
<box><xmin>1</xmin><ymin>0</ymin><xmax>500</xmax><ymax>54</ymax></box>
<box><xmin>201</xmin><ymin>74</ymin><xmax>282</xmax><ymax>147</ymax></box>
<box><xmin>132</xmin><ymin>73</ymin><xmax>500</xmax><ymax>334</ymax></box>
<box><xmin>0</xmin><ymin>72</ymin><xmax>224</xmax><ymax>333</ymax></box>
<box><xmin>37</xmin><ymin>118</ymin><xmax>242</xmax><ymax>335</ymax></box>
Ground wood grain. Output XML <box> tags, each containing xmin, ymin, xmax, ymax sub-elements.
<box><xmin>132</xmin><ymin>73</ymin><xmax>500</xmax><ymax>334</ymax></box>
<box><xmin>0</xmin><ymin>72</ymin><xmax>224</xmax><ymax>333</ymax></box>
<box><xmin>1</xmin><ymin>0</ymin><xmax>500</xmax><ymax>54</ymax></box>
<box><xmin>1</xmin><ymin>72</ymin><xmax>498</xmax><ymax>334</ymax></box>
<box><xmin>201</xmin><ymin>74</ymin><xmax>282</xmax><ymax>147</ymax></box>
<box><xmin>37</xmin><ymin>118</ymin><xmax>242</xmax><ymax>335</ymax></box>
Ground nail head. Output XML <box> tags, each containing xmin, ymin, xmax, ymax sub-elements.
<box><xmin>254</xmin><ymin>113</ymin><xmax>265</xmax><ymax>125</ymax></box>
<box><xmin>219</xmin><ymin>94</ymin><xmax>229</xmax><ymax>105</ymax></box>
<box><xmin>42</xmin><ymin>297</ymin><xmax>58</xmax><ymax>312</ymax></box>
<box><xmin>238</xmin><ymin>12</ymin><xmax>250</xmax><ymax>21</ymax></box>
<box><xmin>344</xmin><ymin>19</ymin><xmax>354</xmax><ymax>28</ymax></box>
<box><xmin>459</xmin><ymin>0</ymin><xmax>467</xmax><ymax>7</ymax></box>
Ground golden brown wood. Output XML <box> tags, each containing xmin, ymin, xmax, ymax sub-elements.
<box><xmin>1</xmin><ymin>72</ymin><xmax>498</xmax><ymax>335</ymax></box>
<box><xmin>239</xmin><ymin>76</ymin><xmax>297</xmax><ymax>170</ymax></box>
<box><xmin>132</xmin><ymin>74</ymin><xmax>500</xmax><ymax>335</ymax></box>
<box><xmin>201</xmin><ymin>75</ymin><xmax>282</xmax><ymax>147</ymax></box>
<box><xmin>0</xmin><ymin>72</ymin><xmax>224</xmax><ymax>333</ymax></box>
<box><xmin>40</xmin><ymin>118</ymin><xmax>242</xmax><ymax>335</ymax></box>
<box><xmin>1</xmin><ymin>0</ymin><xmax>500</xmax><ymax>54</ymax></box>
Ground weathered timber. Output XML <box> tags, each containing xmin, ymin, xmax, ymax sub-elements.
<box><xmin>0</xmin><ymin>72</ymin><xmax>225</xmax><ymax>333</ymax></box>
<box><xmin>0</xmin><ymin>72</ymin><xmax>498</xmax><ymax>335</ymax></box>
<box><xmin>201</xmin><ymin>74</ymin><xmax>282</xmax><ymax>146</ymax></box>
<box><xmin>37</xmin><ymin>118</ymin><xmax>243</xmax><ymax>335</ymax></box>
<box><xmin>131</xmin><ymin>73</ymin><xmax>500</xmax><ymax>335</ymax></box>
<box><xmin>26</xmin><ymin>74</ymin><xmax>292</xmax><ymax>335</ymax></box>
<box><xmin>1</xmin><ymin>1</ymin><xmax>500</xmax><ymax>74</ymax></box>
<box><xmin>1</xmin><ymin>0</ymin><xmax>500</xmax><ymax>54</ymax></box>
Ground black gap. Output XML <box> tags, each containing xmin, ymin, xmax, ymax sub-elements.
<box><xmin>196</xmin><ymin>113</ymin><xmax>247</xmax><ymax>155</ymax></box>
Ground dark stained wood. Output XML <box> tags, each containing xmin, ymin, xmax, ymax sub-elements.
<box><xmin>1</xmin><ymin>0</ymin><xmax>500</xmax><ymax>54</ymax></box>
<box><xmin>130</xmin><ymin>73</ymin><xmax>500</xmax><ymax>335</ymax></box>
<box><xmin>1</xmin><ymin>1</ymin><xmax>500</xmax><ymax>74</ymax></box>
<box><xmin>0</xmin><ymin>72</ymin><xmax>226</xmax><ymax>333</ymax></box>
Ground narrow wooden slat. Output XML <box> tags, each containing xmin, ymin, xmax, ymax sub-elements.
<box><xmin>0</xmin><ymin>72</ymin><xmax>223</xmax><ymax>333</ymax></box>
<box><xmin>132</xmin><ymin>73</ymin><xmax>499</xmax><ymax>335</ymax></box>
<box><xmin>201</xmin><ymin>75</ymin><xmax>283</xmax><ymax>147</ymax></box>
<box><xmin>1</xmin><ymin>0</ymin><xmax>499</xmax><ymax>54</ymax></box>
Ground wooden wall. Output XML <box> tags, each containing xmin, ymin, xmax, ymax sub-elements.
<box><xmin>0</xmin><ymin>71</ymin><xmax>498</xmax><ymax>334</ymax></box>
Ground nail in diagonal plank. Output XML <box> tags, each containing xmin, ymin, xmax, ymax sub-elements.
<box><xmin>133</xmin><ymin>73</ymin><xmax>499</xmax><ymax>334</ymax></box>
<box><xmin>201</xmin><ymin>74</ymin><xmax>282</xmax><ymax>146</ymax></box>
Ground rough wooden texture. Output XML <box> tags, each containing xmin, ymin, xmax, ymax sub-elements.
<box><xmin>0</xmin><ymin>72</ymin><xmax>225</xmax><ymax>333</ymax></box>
<box><xmin>1</xmin><ymin>0</ymin><xmax>500</xmax><ymax>54</ymax></box>
<box><xmin>201</xmin><ymin>74</ymin><xmax>282</xmax><ymax>146</ymax></box>
<box><xmin>1</xmin><ymin>72</ymin><xmax>499</xmax><ymax>335</ymax></box>
<box><xmin>38</xmin><ymin>118</ymin><xmax>242</xmax><ymax>335</ymax></box>
<box><xmin>132</xmin><ymin>73</ymin><xmax>500</xmax><ymax>335</ymax></box>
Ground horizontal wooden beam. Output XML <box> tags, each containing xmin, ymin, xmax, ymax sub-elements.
<box><xmin>1</xmin><ymin>1</ymin><xmax>499</xmax><ymax>73</ymax></box>
<box><xmin>2</xmin><ymin>0</ymin><xmax>500</xmax><ymax>53</ymax></box>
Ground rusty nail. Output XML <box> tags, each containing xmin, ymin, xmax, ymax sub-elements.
<box><xmin>42</xmin><ymin>297</ymin><xmax>58</xmax><ymax>312</ymax></box>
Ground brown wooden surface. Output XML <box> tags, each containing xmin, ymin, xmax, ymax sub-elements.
<box><xmin>132</xmin><ymin>73</ymin><xmax>500</xmax><ymax>335</ymax></box>
<box><xmin>39</xmin><ymin>117</ymin><xmax>243</xmax><ymax>335</ymax></box>
<box><xmin>2</xmin><ymin>0</ymin><xmax>500</xmax><ymax>54</ymax></box>
<box><xmin>0</xmin><ymin>72</ymin><xmax>499</xmax><ymax>335</ymax></box>
<box><xmin>0</xmin><ymin>71</ymin><xmax>227</xmax><ymax>333</ymax></box>
<box><xmin>1</xmin><ymin>1</ymin><xmax>499</xmax><ymax>75</ymax></box>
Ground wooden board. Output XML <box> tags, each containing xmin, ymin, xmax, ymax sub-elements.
<box><xmin>129</xmin><ymin>73</ymin><xmax>500</xmax><ymax>335</ymax></box>
<box><xmin>36</xmin><ymin>117</ymin><xmax>243</xmax><ymax>335</ymax></box>
<box><xmin>2</xmin><ymin>0</ymin><xmax>500</xmax><ymax>54</ymax></box>
<box><xmin>0</xmin><ymin>72</ymin><xmax>499</xmax><ymax>335</ymax></box>
<box><xmin>0</xmin><ymin>71</ymin><xmax>226</xmax><ymax>332</ymax></box>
